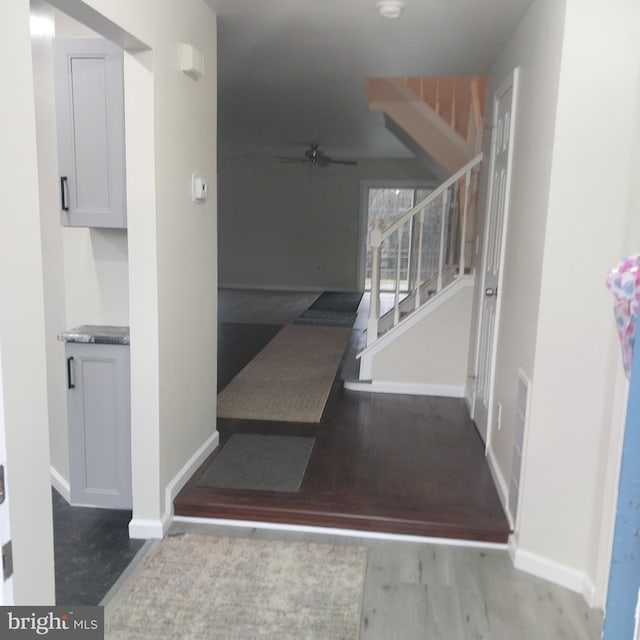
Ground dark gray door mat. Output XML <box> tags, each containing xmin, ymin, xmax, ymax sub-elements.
<box><xmin>198</xmin><ymin>434</ymin><xmax>315</xmax><ymax>492</ymax></box>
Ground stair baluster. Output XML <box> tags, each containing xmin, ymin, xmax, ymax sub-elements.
<box><xmin>366</xmin><ymin>153</ymin><xmax>483</xmax><ymax>343</ymax></box>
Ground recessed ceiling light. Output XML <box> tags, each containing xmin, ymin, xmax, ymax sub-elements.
<box><xmin>376</xmin><ymin>0</ymin><xmax>405</xmax><ymax>18</ymax></box>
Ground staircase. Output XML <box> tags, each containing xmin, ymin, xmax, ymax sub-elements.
<box><xmin>364</xmin><ymin>75</ymin><xmax>485</xmax><ymax>176</ymax></box>
<box><xmin>346</xmin><ymin>76</ymin><xmax>485</xmax><ymax>395</ymax></box>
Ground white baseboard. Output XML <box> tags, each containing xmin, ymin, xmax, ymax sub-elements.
<box><xmin>582</xmin><ymin>576</ymin><xmax>597</xmax><ymax>608</ymax></box>
<box><xmin>129</xmin><ymin>517</ymin><xmax>166</xmax><ymax>540</ymax></box>
<box><xmin>163</xmin><ymin>430</ymin><xmax>220</xmax><ymax>525</ymax></box>
<box><xmin>129</xmin><ymin>429</ymin><xmax>220</xmax><ymax>540</ymax></box>
<box><xmin>486</xmin><ymin>445</ymin><xmax>513</xmax><ymax>528</ymax></box>
<box><xmin>464</xmin><ymin>386</ymin><xmax>473</xmax><ymax>414</ymax></box>
<box><xmin>508</xmin><ymin>533</ymin><xmax>518</xmax><ymax>564</ymax></box>
<box><xmin>343</xmin><ymin>379</ymin><xmax>465</xmax><ymax>398</ymax></box>
<box><xmin>50</xmin><ymin>466</ymin><xmax>70</xmax><ymax>502</ymax></box>
<box><xmin>513</xmin><ymin>547</ymin><xmax>597</xmax><ymax>603</ymax></box>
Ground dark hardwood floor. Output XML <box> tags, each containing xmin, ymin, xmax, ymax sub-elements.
<box><xmin>175</xmin><ymin>291</ymin><xmax>510</xmax><ymax>543</ymax></box>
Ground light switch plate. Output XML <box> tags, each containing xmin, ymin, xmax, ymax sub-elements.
<box><xmin>191</xmin><ymin>172</ymin><xmax>208</xmax><ymax>204</ymax></box>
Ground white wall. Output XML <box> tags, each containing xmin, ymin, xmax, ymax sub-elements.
<box><xmin>0</xmin><ymin>0</ymin><xmax>56</xmax><ymax>605</ymax></box>
<box><xmin>468</xmin><ymin>0</ymin><xmax>640</xmax><ymax>606</ymax></box>
<box><xmin>517</xmin><ymin>0</ymin><xmax>640</xmax><ymax>605</ymax></box>
<box><xmin>54</xmin><ymin>9</ymin><xmax>130</xmax><ymax>330</ymax></box>
<box><xmin>479</xmin><ymin>0</ymin><xmax>568</xmax><ymax>514</ymax></box>
<box><xmin>218</xmin><ymin>155</ymin><xmax>431</xmax><ymax>290</ymax></box>
<box><xmin>369</xmin><ymin>280</ymin><xmax>473</xmax><ymax>390</ymax></box>
<box><xmin>31</xmin><ymin>0</ymin><xmax>70</xmax><ymax>491</ymax></box>
<box><xmin>62</xmin><ymin>229</ymin><xmax>130</xmax><ymax>327</ymax></box>
<box><xmin>43</xmin><ymin>0</ymin><xmax>219</xmax><ymax>533</ymax></box>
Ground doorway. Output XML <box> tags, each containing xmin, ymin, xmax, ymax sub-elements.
<box><xmin>30</xmin><ymin>0</ymin><xmax>141</xmax><ymax>604</ymax></box>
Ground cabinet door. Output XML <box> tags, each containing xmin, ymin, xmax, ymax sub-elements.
<box><xmin>66</xmin><ymin>343</ymin><xmax>131</xmax><ymax>509</ymax></box>
<box><xmin>54</xmin><ymin>38</ymin><xmax>127</xmax><ymax>228</ymax></box>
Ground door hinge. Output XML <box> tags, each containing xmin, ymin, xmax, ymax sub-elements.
<box><xmin>3</xmin><ymin>541</ymin><xmax>13</xmax><ymax>581</ymax></box>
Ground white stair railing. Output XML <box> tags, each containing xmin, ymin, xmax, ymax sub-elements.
<box><xmin>367</xmin><ymin>153</ymin><xmax>483</xmax><ymax>346</ymax></box>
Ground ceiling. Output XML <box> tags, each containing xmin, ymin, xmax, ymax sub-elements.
<box><xmin>205</xmin><ymin>0</ymin><xmax>533</xmax><ymax>160</ymax></box>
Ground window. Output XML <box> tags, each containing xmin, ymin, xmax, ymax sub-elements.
<box><xmin>365</xmin><ymin>187</ymin><xmax>432</xmax><ymax>291</ymax></box>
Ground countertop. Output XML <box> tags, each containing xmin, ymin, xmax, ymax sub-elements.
<box><xmin>58</xmin><ymin>325</ymin><xmax>130</xmax><ymax>345</ymax></box>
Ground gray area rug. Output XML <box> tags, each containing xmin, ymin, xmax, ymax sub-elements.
<box><xmin>295</xmin><ymin>309</ymin><xmax>358</xmax><ymax>327</ymax></box>
<box><xmin>309</xmin><ymin>291</ymin><xmax>364</xmax><ymax>313</ymax></box>
<box><xmin>198</xmin><ymin>434</ymin><xmax>315</xmax><ymax>492</ymax></box>
<box><xmin>105</xmin><ymin>534</ymin><xmax>367</xmax><ymax>640</ymax></box>
<box><xmin>217</xmin><ymin>324</ymin><xmax>351</xmax><ymax>423</ymax></box>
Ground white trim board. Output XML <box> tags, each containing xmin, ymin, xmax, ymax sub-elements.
<box><xmin>128</xmin><ymin>517</ymin><xmax>166</xmax><ymax>540</ymax></box>
<box><xmin>512</xmin><ymin>543</ymin><xmax>597</xmax><ymax>608</ymax></box>
<box><xmin>487</xmin><ymin>444</ymin><xmax>514</xmax><ymax>529</ymax></box>
<box><xmin>172</xmin><ymin>515</ymin><xmax>509</xmax><ymax>550</ymax></box>
<box><xmin>129</xmin><ymin>429</ymin><xmax>219</xmax><ymax>540</ymax></box>
<box><xmin>343</xmin><ymin>380</ymin><xmax>465</xmax><ymax>398</ymax></box>
<box><xmin>50</xmin><ymin>466</ymin><xmax>70</xmax><ymax>503</ymax></box>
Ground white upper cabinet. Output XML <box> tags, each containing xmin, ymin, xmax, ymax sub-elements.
<box><xmin>54</xmin><ymin>38</ymin><xmax>127</xmax><ymax>229</ymax></box>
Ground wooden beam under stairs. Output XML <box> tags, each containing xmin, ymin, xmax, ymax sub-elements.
<box><xmin>364</xmin><ymin>75</ymin><xmax>485</xmax><ymax>175</ymax></box>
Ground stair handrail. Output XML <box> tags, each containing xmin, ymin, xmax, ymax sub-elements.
<box><xmin>366</xmin><ymin>152</ymin><xmax>483</xmax><ymax>347</ymax></box>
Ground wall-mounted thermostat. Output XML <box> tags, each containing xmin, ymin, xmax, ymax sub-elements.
<box><xmin>192</xmin><ymin>172</ymin><xmax>208</xmax><ymax>204</ymax></box>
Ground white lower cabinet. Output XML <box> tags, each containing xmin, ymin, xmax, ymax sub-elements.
<box><xmin>65</xmin><ymin>342</ymin><xmax>132</xmax><ymax>509</ymax></box>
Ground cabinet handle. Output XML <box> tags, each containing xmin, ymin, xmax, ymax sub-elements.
<box><xmin>60</xmin><ymin>176</ymin><xmax>69</xmax><ymax>212</ymax></box>
<box><xmin>67</xmin><ymin>356</ymin><xmax>75</xmax><ymax>389</ymax></box>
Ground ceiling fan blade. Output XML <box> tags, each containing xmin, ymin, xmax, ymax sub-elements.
<box><xmin>327</xmin><ymin>159</ymin><xmax>358</xmax><ymax>166</ymax></box>
<box><xmin>276</xmin><ymin>146</ymin><xmax>357</xmax><ymax>167</ymax></box>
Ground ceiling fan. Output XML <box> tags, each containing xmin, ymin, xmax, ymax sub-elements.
<box><xmin>277</xmin><ymin>144</ymin><xmax>357</xmax><ymax>167</ymax></box>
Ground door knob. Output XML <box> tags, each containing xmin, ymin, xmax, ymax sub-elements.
<box><xmin>485</xmin><ymin>287</ymin><xmax>498</xmax><ymax>297</ymax></box>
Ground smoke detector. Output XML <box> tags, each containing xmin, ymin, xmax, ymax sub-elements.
<box><xmin>376</xmin><ymin>0</ymin><xmax>405</xmax><ymax>18</ymax></box>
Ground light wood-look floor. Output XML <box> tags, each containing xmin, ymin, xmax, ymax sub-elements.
<box><xmin>168</xmin><ymin>521</ymin><xmax>602</xmax><ymax>640</ymax></box>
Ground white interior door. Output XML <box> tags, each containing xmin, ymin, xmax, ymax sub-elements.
<box><xmin>472</xmin><ymin>69</ymin><xmax>519</xmax><ymax>445</ymax></box>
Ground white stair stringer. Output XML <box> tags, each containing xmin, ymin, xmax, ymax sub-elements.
<box><xmin>346</xmin><ymin>276</ymin><xmax>475</xmax><ymax>397</ymax></box>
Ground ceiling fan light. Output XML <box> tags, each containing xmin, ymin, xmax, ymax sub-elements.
<box><xmin>376</xmin><ymin>0</ymin><xmax>405</xmax><ymax>18</ymax></box>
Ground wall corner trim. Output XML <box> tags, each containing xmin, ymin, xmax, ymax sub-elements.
<box><xmin>163</xmin><ymin>429</ymin><xmax>220</xmax><ymax>523</ymax></box>
<box><xmin>50</xmin><ymin>466</ymin><xmax>71</xmax><ymax>503</ymax></box>
<box><xmin>129</xmin><ymin>429</ymin><xmax>220</xmax><ymax>540</ymax></box>
<box><xmin>128</xmin><ymin>518</ymin><xmax>166</xmax><ymax>540</ymax></box>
